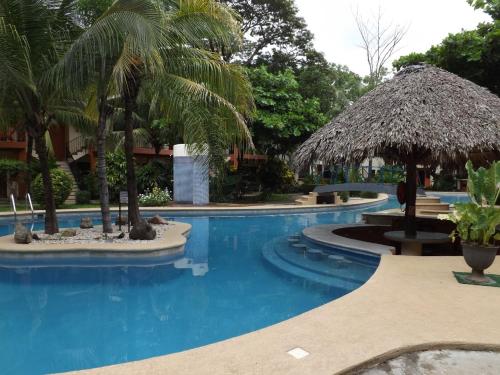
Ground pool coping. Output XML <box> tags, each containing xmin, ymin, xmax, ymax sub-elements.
<box><xmin>0</xmin><ymin>222</ymin><xmax>191</xmax><ymax>257</ymax></box>
<box><xmin>68</xmin><ymin>255</ymin><xmax>500</xmax><ymax>375</ymax></box>
<box><xmin>0</xmin><ymin>194</ymin><xmax>389</xmax><ymax>218</ymax></box>
<box><xmin>302</xmin><ymin>223</ymin><xmax>395</xmax><ymax>256</ymax></box>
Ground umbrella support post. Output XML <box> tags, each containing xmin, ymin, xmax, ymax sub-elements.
<box><xmin>405</xmin><ymin>157</ymin><xmax>417</xmax><ymax>237</ymax></box>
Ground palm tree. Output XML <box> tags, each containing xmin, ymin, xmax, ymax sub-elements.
<box><xmin>57</xmin><ymin>0</ymin><xmax>254</xmax><ymax>229</ymax></box>
<box><xmin>0</xmin><ymin>0</ymin><xmax>80</xmax><ymax>234</ymax></box>
<box><xmin>120</xmin><ymin>0</ymin><xmax>254</xmax><ymax>224</ymax></box>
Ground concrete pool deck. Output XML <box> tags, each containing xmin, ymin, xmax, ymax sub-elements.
<box><xmin>70</xmin><ymin>255</ymin><xmax>500</xmax><ymax>375</ymax></box>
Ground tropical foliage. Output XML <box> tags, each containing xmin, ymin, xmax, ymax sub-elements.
<box><xmin>138</xmin><ymin>185</ymin><xmax>172</xmax><ymax>207</ymax></box>
<box><xmin>442</xmin><ymin>161</ymin><xmax>500</xmax><ymax>246</ymax></box>
<box><xmin>393</xmin><ymin>0</ymin><xmax>500</xmax><ymax>96</ymax></box>
<box><xmin>32</xmin><ymin>169</ymin><xmax>73</xmax><ymax>208</ymax></box>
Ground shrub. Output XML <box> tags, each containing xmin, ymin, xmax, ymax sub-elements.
<box><xmin>339</xmin><ymin>191</ymin><xmax>349</xmax><ymax>202</ymax></box>
<box><xmin>257</xmin><ymin>158</ymin><xmax>296</xmax><ymax>194</ymax></box>
<box><xmin>360</xmin><ymin>191</ymin><xmax>378</xmax><ymax>199</ymax></box>
<box><xmin>83</xmin><ymin>172</ymin><xmax>99</xmax><ymax>199</ymax></box>
<box><xmin>138</xmin><ymin>185</ymin><xmax>172</xmax><ymax>206</ymax></box>
<box><xmin>76</xmin><ymin>190</ymin><xmax>91</xmax><ymax>204</ymax></box>
<box><xmin>32</xmin><ymin>169</ymin><xmax>73</xmax><ymax>208</ymax></box>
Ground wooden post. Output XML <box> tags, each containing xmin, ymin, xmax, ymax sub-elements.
<box><xmin>405</xmin><ymin>153</ymin><xmax>417</xmax><ymax>237</ymax></box>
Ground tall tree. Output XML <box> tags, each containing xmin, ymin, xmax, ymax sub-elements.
<box><xmin>220</xmin><ymin>0</ymin><xmax>313</xmax><ymax>69</ymax></box>
<box><xmin>0</xmin><ymin>0</ymin><xmax>80</xmax><ymax>234</ymax></box>
<box><xmin>354</xmin><ymin>6</ymin><xmax>407</xmax><ymax>88</ymax></box>
<box><xmin>393</xmin><ymin>0</ymin><xmax>500</xmax><ymax>96</ymax></box>
<box><xmin>59</xmin><ymin>0</ymin><xmax>254</xmax><ymax>227</ymax></box>
<box><xmin>247</xmin><ymin>66</ymin><xmax>327</xmax><ymax>155</ymax></box>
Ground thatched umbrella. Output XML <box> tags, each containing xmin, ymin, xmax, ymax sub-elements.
<box><xmin>294</xmin><ymin>64</ymin><xmax>500</xmax><ymax>236</ymax></box>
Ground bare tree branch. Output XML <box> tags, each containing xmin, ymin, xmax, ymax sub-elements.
<box><xmin>354</xmin><ymin>6</ymin><xmax>408</xmax><ymax>87</ymax></box>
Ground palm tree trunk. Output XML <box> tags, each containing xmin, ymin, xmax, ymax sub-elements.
<box><xmin>404</xmin><ymin>153</ymin><xmax>417</xmax><ymax>237</ymax></box>
<box><xmin>96</xmin><ymin>103</ymin><xmax>113</xmax><ymax>233</ymax></box>
<box><xmin>32</xmin><ymin>127</ymin><xmax>59</xmax><ymax>234</ymax></box>
<box><xmin>123</xmin><ymin>71</ymin><xmax>141</xmax><ymax>225</ymax></box>
<box><xmin>25</xmin><ymin>133</ymin><xmax>33</xmax><ymax>194</ymax></box>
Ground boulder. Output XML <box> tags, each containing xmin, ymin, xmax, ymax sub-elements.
<box><xmin>129</xmin><ymin>220</ymin><xmax>157</xmax><ymax>240</ymax></box>
<box><xmin>14</xmin><ymin>223</ymin><xmax>32</xmax><ymax>244</ymax></box>
<box><xmin>115</xmin><ymin>215</ymin><xmax>128</xmax><ymax>225</ymax></box>
<box><xmin>80</xmin><ymin>217</ymin><xmax>93</xmax><ymax>229</ymax></box>
<box><xmin>147</xmin><ymin>215</ymin><xmax>169</xmax><ymax>225</ymax></box>
<box><xmin>61</xmin><ymin>228</ymin><xmax>77</xmax><ymax>237</ymax></box>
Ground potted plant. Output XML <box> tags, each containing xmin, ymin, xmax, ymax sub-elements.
<box><xmin>442</xmin><ymin>160</ymin><xmax>500</xmax><ymax>283</ymax></box>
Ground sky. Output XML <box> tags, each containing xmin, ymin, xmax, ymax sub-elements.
<box><xmin>294</xmin><ymin>0</ymin><xmax>491</xmax><ymax>76</ymax></box>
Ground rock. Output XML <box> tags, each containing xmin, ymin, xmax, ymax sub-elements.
<box><xmin>116</xmin><ymin>232</ymin><xmax>125</xmax><ymax>239</ymax></box>
<box><xmin>32</xmin><ymin>233</ymin><xmax>40</xmax><ymax>241</ymax></box>
<box><xmin>129</xmin><ymin>221</ymin><xmax>157</xmax><ymax>240</ymax></box>
<box><xmin>115</xmin><ymin>215</ymin><xmax>128</xmax><ymax>225</ymax></box>
<box><xmin>14</xmin><ymin>223</ymin><xmax>32</xmax><ymax>244</ymax></box>
<box><xmin>61</xmin><ymin>228</ymin><xmax>77</xmax><ymax>237</ymax></box>
<box><xmin>80</xmin><ymin>217</ymin><xmax>93</xmax><ymax>229</ymax></box>
<box><xmin>147</xmin><ymin>215</ymin><xmax>169</xmax><ymax>225</ymax></box>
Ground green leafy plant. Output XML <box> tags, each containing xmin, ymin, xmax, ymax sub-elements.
<box><xmin>138</xmin><ymin>185</ymin><xmax>172</xmax><ymax>207</ymax></box>
<box><xmin>32</xmin><ymin>169</ymin><xmax>73</xmax><ymax>208</ymax></box>
<box><xmin>76</xmin><ymin>190</ymin><xmax>91</xmax><ymax>204</ymax></box>
<box><xmin>441</xmin><ymin>160</ymin><xmax>500</xmax><ymax>246</ymax></box>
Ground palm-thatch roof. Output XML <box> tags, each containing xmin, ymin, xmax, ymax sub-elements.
<box><xmin>294</xmin><ymin>64</ymin><xmax>500</xmax><ymax>170</ymax></box>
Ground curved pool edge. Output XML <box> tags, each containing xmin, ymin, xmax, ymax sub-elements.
<box><xmin>0</xmin><ymin>194</ymin><xmax>389</xmax><ymax>219</ymax></box>
<box><xmin>302</xmin><ymin>223</ymin><xmax>395</xmax><ymax>257</ymax></box>
<box><xmin>0</xmin><ymin>222</ymin><xmax>191</xmax><ymax>265</ymax></box>
<box><xmin>68</xmin><ymin>255</ymin><xmax>500</xmax><ymax>375</ymax></box>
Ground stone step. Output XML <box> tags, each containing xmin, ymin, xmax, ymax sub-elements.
<box><xmin>416</xmin><ymin>197</ymin><xmax>441</xmax><ymax>203</ymax></box>
<box><xmin>416</xmin><ymin>203</ymin><xmax>450</xmax><ymax>211</ymax></box>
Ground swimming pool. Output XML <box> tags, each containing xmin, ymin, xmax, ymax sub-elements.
<box><xmin>0</xmin><ymin>198</ymin><xmax>399</xmax><ymax>374</ymax></box>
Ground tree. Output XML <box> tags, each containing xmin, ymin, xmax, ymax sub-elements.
<box><xmin>247</xmin><ymin>66</ymin><xmax>327</xmax><ymax>155</ymax></box>
<box><xmin>0</xmin><ymin>0</ymin><xmax>81</xmax><ymax>234</ymax></box>
<box><xmin>354</xmin><ymin>6</ymin><xmax>407</xmax><ymax>88</ymax></box>
<box><xmin>298</xmin><ymin>51</ymin><xmax>363</xmax><ymax>118</ymax></box>
<box><xmin>393</xmin><ymin>0</ymin><xmax>500</xmax><ymax>96</ymax></box>
<box><xmin>220</xmin><ymin>0</ymin><xmax>313</xmax><ymax>69</ymax></box>
<box><xmin>59</xmin><ymin>0</ymin><xmax>254</xmax><ymax>226</ymax></box>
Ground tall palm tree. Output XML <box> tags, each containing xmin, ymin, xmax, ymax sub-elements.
<box><xmin>57</xmin><ymin>0</ymin><xmax>254</xmax><ymax>229</ymax></box>
<box><xmin>120</xmin><ymin>0</ymin><xmax>254</xmax><ymax>224</ymax></box>
<box><xmin>0</xmin><ymin>0</ymin><xmax>80</xmax><ymax>234</ymax></box>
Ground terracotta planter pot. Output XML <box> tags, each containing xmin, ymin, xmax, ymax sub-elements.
<box><xmin>462</xmin><ymin>242</ymin><xmax>498</xmax><ymax>283</ymax></box>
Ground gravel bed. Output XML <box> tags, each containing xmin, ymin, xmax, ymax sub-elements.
<box><xmin>32</xmin><ymin>224</ymin><xmax>171</xmax><ymax>245</ymax></box>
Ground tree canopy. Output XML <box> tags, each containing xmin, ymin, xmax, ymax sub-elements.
<box><xmin>393</xmin><ymin>0</ymin><xmax>500</xmax><ymax>96</ymax></box>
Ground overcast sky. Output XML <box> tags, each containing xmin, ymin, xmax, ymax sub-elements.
<box><xmin>294</xmin><ymin>0</ymin><xmax>491</xmax><ymax>76</ymax></box>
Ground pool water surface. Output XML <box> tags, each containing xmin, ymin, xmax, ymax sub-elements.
<box><xmin>0</xmin><ymin>198</ymin><xmax>400</xmax><ymax>374</ymax></box>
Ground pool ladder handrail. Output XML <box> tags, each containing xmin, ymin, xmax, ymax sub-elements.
<box><xmin>26</xmin><ymin>193</ymin><xmax>34</xmax><ymax>222</ymax></box>
<box><xmin>10</xmin><ymin>193</ymin><xmax>17</xmax><ymax>223</ymax></box>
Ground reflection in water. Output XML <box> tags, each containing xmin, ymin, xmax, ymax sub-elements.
<box><xmin>174</xmin><ymin>217</ymin><xmax>209</xmax><ymax>276</ymax></box>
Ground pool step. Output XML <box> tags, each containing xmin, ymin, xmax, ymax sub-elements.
<box><xmin>262</xmin><ymin>244</ymin><xmax>354</xmax><ymax>290</ymax></box>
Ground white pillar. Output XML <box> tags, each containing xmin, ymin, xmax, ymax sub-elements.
<box><xmin>173</xmin><ymin>144</ymin><xmax>209</xmax><ymax>205</ymax></box>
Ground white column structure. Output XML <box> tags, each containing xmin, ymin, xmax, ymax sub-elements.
<box><xmin>173</xmin><ymin>144</ymin><xmax>209</xmax><ymax>205</ymax></box>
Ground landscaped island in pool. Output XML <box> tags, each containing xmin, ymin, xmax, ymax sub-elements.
<box><xmin>0</xmin><ymin>199</ymin><xmax>398</xmax><ymax>374</ymax></box>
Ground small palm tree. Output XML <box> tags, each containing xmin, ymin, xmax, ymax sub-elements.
<box><xmin>0</xmin><ymin>0</ymin><xmax>80</xmax><ymax>234</ymax></box>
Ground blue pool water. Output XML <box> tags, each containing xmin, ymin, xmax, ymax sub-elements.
<box><xmin>0</xmin><ymin>198</ymin><xmax>399</xmax><ymax>374</ymax></box>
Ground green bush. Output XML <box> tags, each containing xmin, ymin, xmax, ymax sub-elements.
<box><xmin>339</xmin><ymin>191</ymin><xmax>349</xmax><ymax>202</ymax></box>
<box><xmin>32</xmin><ymin>169</ymin><xmax>73</xmax><ymax>208</ymax></box>
<box><xmin>360</xmin><ymin>191</ymin><xmax>378</xmax><ymax>199</ymax></box>
<box><xmin>76</xmin><ymin>190</ymin><xmax>91</xmax><ymax>204</ymax></box>
<box><xmin>138</xmin><ymin>185</ymin><xmax>172</xmax><ymax>206</ymax></box>
<box><xmin>83</xmin><ymin>172</ymin><xmax>99</xmax><ymax>199</ymax></box>
<box><xmin>257</xmin><ymin>158</ymin><xmax>296</xmax><ymax>194</ymax></box>
<box><xmin>429</xmin><ymin>172</ymin><xmax>456</xmax><ymax>191</ymax></box>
